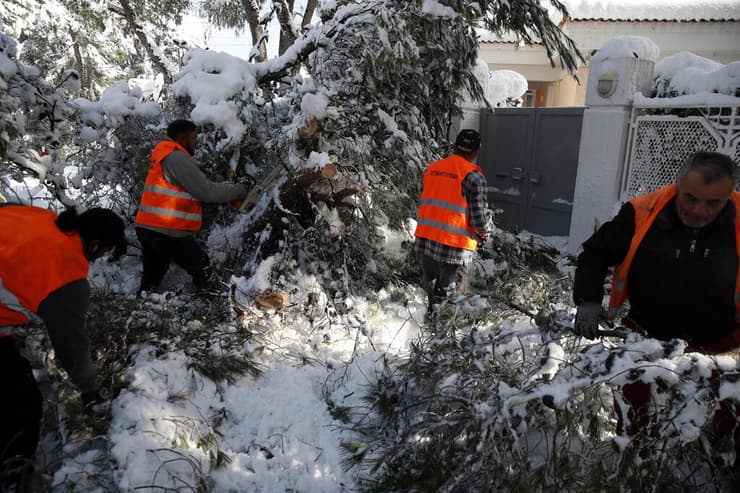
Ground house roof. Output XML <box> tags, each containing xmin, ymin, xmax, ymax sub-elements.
<box><xmin>561</xmin><ymin>0</ymin><xmax>740</xmax><ymax>22</ymax></box>
<box><xmin>477</xmin><ymin>0</ymin><xmax>740</xmax><ymax>45</ymax></box>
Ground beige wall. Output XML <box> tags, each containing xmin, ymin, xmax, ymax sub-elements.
<box><xmin>480</xmin><ymin>19</ymin><xmax>739</xmax><ymax>108</ymax></box>
<box><xmin>492</xmin><ymin>65</ymin><xmax>589</xmax><ymax>107</ymax></box>
<box><xmin>551</xmin><ymin>67</ymin><xmax>590</xmax><ymax>106</ymax></box>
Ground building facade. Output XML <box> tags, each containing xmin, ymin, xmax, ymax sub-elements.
<box><xmin>478</xmin><ymin>1</ymin><xmax>740</xmax><ymax>107</ymax></box>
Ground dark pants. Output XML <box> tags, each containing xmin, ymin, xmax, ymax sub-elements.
<box><xmin>135</xmin><ymin>228</ymin><xmax>212</xmax><ymax>294</ymax></box>
<box><xmin>0</xmin><ymin>337</ymin><xmax>43</xmax><ymax>490</ymax></box>
<box><xmin>416</xmin><ymin>251</ymin><xmax>468</xmax><ymax>312</ymax></box>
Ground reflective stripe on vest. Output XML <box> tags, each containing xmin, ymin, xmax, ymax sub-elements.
<box><xmin>414</xmin><ymin>155</ymin><xmax>482</xmax><ymax>251</ymax></box>
<box><xmin>0</xmin><ymin>206</ymin><xmax>89</xmax><ymax>327</ymax></box>
<box><xmin>0</xmin><ymin>277</ymin><xmax>41</xmax><ymax>323</ymax></box>
<box><xmin>608</xmin><ymin>185</ymin><xmax>740</xmax><ymax>324</ymax></box>
<box><xmin>134</xmin><ymin>140</ymin><xmax>203</xmax><ymax>231</ymax></box>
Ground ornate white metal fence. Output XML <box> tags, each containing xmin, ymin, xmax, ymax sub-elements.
<box><xmin>621</xmin><ymin>103</ymin><xmax>740</xmax><ymax>200</ymax></box>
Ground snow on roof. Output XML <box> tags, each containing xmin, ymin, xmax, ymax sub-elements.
<box><xmin>560</xmin><ymin>0</ymin><xmax>740</xmax><ymax>22</ymax></box>
<box><xmin>477</xmin><ymin>0</ymin><xmax>740</xmax><ymax>45</ymax></box>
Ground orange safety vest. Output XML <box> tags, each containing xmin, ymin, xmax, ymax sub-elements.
<box><xmin>0</xmin><ymin>206</ymin><xmax>89</xmax><ymax>328</ymax></box>
<box><xmin>414</xmin><ymin>155</ymin><xmax>483</xmax><ymax>251</ymax></box>
<box><xmin>608</xmin><ymin>183</ymin><xmax>740</xmax><ymax>323</ymax></box>
<box><xmin>134</xmin><ymin>141</ymin><xmax>203</xmax><ymax>231</ymax></box>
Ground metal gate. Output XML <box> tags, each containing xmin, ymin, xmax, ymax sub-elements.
<box><xmin>478</xmin><ymin>107</ymin><xmax>585</xmax><ymax>236</ymax></box>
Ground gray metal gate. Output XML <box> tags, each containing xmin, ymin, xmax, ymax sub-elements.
<box><xmin>478</xmin><ymin>107</ymin><xmax>584</xmax><ymax>236</ymax></box>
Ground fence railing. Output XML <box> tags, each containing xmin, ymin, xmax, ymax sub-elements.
<box><xmin>621</xmin><ymin>103</ymin><xmax>740</xmax><ymax>200</ymax></box>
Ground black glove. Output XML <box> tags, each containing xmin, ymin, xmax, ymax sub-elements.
<box><xmin>239</xmin><ymin>174</ymin><xmax>256</xmax><ymax>189</ymax></box>
<box><xmin>574</xmin><ymin>302</ymin><xmax>607</xmax><ymax>339</ymax></box>
<box><xmin>109</xmin><ymin>238</ymin><xmax>127</xmax><ymax>262</ymax></box>
<box><xmin>81</xmin><ymin>389</ymin><xmax>109</xmax><ymax>415</ymax></box>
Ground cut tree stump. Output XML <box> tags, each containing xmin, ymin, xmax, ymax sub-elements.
<box><xmin>253</xmin><ymin>290</ymin><xmax>290</xmax><ymax>309</ymax></box>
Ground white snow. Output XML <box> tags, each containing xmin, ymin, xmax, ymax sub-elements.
<box><xmin>3</xmin><ymin>6</ymin><xmax>740</xmax><ymax>491</ymax></box>
<box><xmin>467</xmin><ymin>59</ymin><xmax>528</xmax><ymax>107</ymax></box>
<box><xmin>421</xmin><ymin>0</ymin><xmax>458</xmax><ymax>19</ymax></box>
<box><xmin>558</xmin><ymin>0</ymin><xmax>740</xmax><ymax>22</ymax></box>
<box><xmin>171</xmin><ymin>49</ymin><xmax>258</xmax><ymax>144</ymax></box>
<box><xmin>487</xmin><ymin>69</ymin><xmax>528</xmax><ymax>104</ymax></box>
<box><xmin>591</xmin><ymin>35</ymin><xmax>660</xmax><ymax>63</ymax></box>
<box><xmin>301</xmin><ymin>92</ymin><xmax>330</xmax><ymax>121</ymax></box>
<box><xmin>654</xmin><ymin>52</ymin><xmax>740</xmax><ymax>96</ymax></box>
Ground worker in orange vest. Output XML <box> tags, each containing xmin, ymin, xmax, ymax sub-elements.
<box><xmin>0</xmin><ymin>204</ymin><xmax>125</xmax><ymax>489</ymax></box>
<box><xmin>134</xmin><ymin>120</ymin><xmax>249</xmax><ymax>295</ymax></box>
<box><xmin>573</xmin><ymin>151</ymin><xmax>739</xmax><ymax>462</ymax></box>
<box><xmin>414</xmin><ymin>129</ymin><xmax>490</xmax><ymax>317</ymax></box>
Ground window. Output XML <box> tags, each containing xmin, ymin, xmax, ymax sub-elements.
<box><xmin>523</xmin><ymin>91</ymin><xmax>535</xmax><ymax>107</ymax></box>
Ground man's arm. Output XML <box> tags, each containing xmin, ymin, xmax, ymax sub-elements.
<box><xmin>37</xmin><ymin>279</ymin><xmax>97</xmax><ymax>392</ymax></box>
<box><xmin>573</xmin><ymin>203</ymin><xmax>636</xmax><ymax>304</ymax></box>
<box><xmin>162</xmin><ymin>151</ymin><xmax>247</xmax><ymax>203</ymax></box>
<box><xmin>462</xmin><ymin>170</ymin><xmax>489</xmax><ymax>240</ymax></box>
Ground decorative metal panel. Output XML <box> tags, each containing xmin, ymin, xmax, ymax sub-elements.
<box><xmin>623</xmin><ymin>105</ymin><xmax>740</xmax><ymax>199</ymax></box>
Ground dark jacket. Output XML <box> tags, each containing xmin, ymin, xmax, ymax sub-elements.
<box><xmin>0</xmin><ymin>204</ymin><xmax>97</xmax><ymax>391</ymax></box>
<box><xmin>574</xmin><ymin>197</ymin><xmax>738</xmax><ymax>349</ymax></box>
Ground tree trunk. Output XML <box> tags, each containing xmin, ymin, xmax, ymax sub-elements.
<box><xmin>302</xmin><ymin>0</ymin><xmax>317</xmax><ymax>29</ymax></box>
<box><xmin>69</xmin><ymin>31</ymin><xmax>91</xmax><ymax>99</ymax></box>
<box><xmin>114</xmin><ymin>0</ymin><xmax>172</xmax><ymax>85</ymax></box>
<box><xmin>276</xmin><ymin>0</ymin><xmax>296</xmax><ymax>56</ymax></box>
<box><xmin>241</xmin><ymin>0</ymin><xmax>266</xmax><ymax>62</ymax></box>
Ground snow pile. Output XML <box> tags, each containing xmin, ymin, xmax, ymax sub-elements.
<box><xmin>588</xmin><ymin>36</ymin><xmax>740</xmax><ymax>105</ymax></box>
<box><xmin>172</xmin><ymin>49</ymin><xmax>259</xmax><ymax>145</ymax></box>
<box><xmin>591</xmin><ymin>35</ymin><xmax>660</xmax><ymax>63</ymax></box>
<box><xmin>467</xmin><ymin>59</ymin><xmax>528</xmax><ymax>108</ymax></box>
<box><xmin>421</xmin><ymin>0</ymin><xmax>458</xmax><ymax>19</ymax></box>
<box><xmin>487</xmin><ymin>70</ymin><xmax>528</xmax><ymax>107</ymax></box>
<box><xmin>72</xmin><ymin>81</ymin><xmax>160</xmax><ymax>130</ymax></box>
<box><xmin>654</xmin><ymin>52</ymin><xmax>740</xmax><ymax>97</ymax></box>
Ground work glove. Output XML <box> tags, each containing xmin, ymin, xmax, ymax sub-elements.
<box><xmin>81</xmin><ymin>389</ymin><xmax>110</xmax><ymax>415</ymax></box>
<box><xmin>574</xmin><ymin>302</ymin><xmax>607</xmax><ymax>339</ymax></box>
<box><xmin>239</xmin><ymin>174</ymin><xmax>257</xmax><ymax>189</ymax></box>
<box><xmin>109</xmin><ymin>238</ymin><xmax>127</xmax><ymax>262</ymax></box>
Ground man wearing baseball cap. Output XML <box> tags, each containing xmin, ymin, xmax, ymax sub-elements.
<box><xmin>414</xmin><ymin>129</ymin><xmax>490</xmax><ymax>319</ymax></box>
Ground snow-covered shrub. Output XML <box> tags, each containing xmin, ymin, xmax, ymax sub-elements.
<box><xmin>344</xmin><ymin>235</ymin><xmax>739</xmax><ymax>492</ymax></box>
<box><xmin>653</xmin><ymin>52</ymin><xmax>740</xmax><ymax>99</ymax></box>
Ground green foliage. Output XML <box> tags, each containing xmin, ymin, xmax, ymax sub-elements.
<box><xmin>86</xmin><ymin>291</ymin><xmax>262</xmax><ymax>402</ymax></box>
<box><xmin>340</xmin><ymin>235</ymin><xmax>738</xmax><ymax>492</ymax></box>
<box><xmin>188</xmin><ymin>352</ymin><xmax>263</xmax><ymax>384</ymax></box>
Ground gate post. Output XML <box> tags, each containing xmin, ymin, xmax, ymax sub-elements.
<box><xmin>567</xmin><ymin>39</ymin><xmax>657</xmax><ymax>254</ymax></box>
<box><xmin>448</xmin><ymin>102</ymin><xmax>484</xmax><ymax>143</ymax></box>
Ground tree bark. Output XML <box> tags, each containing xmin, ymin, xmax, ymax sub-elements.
<box><xmin>276</xmin><ymin>0</ymin><xmax>296</xmax><ymax>56</ymax></box>
<box><xmin>302</xmin><ymin>0</ymin><xmax>317</xmax><ymax>29</ymax></box>
<box><xmin>241</xmin><ymin>0</ymin><xmax>267</xmax><ymax>62</ymax></box>
<box><xmin>113</xmin><ymin>0</ymin><xmax>172</xmax><ymax>85</ymax></box>
<box><xmin>69</xmin><ymin>31</ymin><xmax>90</xmax><ymax>99</ymax></box>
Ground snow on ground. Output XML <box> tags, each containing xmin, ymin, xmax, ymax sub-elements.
<box><xmin>14</xmin><ymin>31</ymin><xmax>737</xmax><ymax>491</ymax></box>
<box><xmin>85</xmin><ymin>224</ymin><xmax>575</xmax><ymax>491</ymax></box>
<box><xmin>81</xmin><ymin>221</ymin><xmax>428</xmax><ymax>491</ymax></box>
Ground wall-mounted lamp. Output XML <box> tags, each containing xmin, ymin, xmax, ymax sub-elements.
<box><xmin>596</xmin><ymin>74</ymin><xmax>618</xmax><ymax>98</ymax></box>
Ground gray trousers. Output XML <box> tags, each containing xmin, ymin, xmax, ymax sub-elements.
<box><xmin>416</xmin><ymin>251</ymin><xmax>468</xmax><ymax>311</ymax></box>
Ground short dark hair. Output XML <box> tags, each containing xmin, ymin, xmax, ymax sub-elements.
<box><xmin>676</xmin><ymin>151</ymin><xmax>738</xmax><ymax>187</ymax></box>
<box><xmin>57</xmin><ymin>207</ymin><xmax>126</xmax><ymax>257</ymax></box>
<box><xmin>167</xmin><ymin>119</ymin><xmax>197</xmax><ymax>140</ymax></box>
